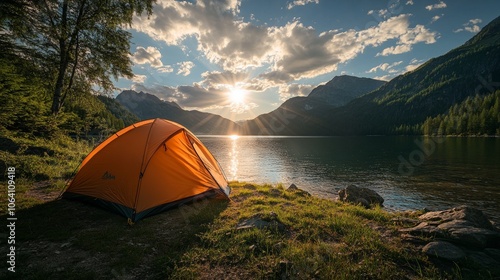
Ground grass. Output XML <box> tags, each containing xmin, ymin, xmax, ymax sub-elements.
<box><xmin>0</xmin><ymin>179</ymin><xmax>449</xmax><ymax>280</ymax></box>
<box><xmin>0</xmin><ymin>130</ymin><xmax>92</xmax><ymax>209</ymax></box>
<box><xmin>0</xmin><ymin>133</ymin><xmax>497</xmax><ymax>279</ymax></box>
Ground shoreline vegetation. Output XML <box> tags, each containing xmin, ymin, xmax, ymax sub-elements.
<box><xmin>1</xmin><ymin>132</ymin><xmax>499</xmax><ymax>279</ymax></box>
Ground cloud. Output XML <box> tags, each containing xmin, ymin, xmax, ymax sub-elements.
<box><xmin>177</xmin><ymin>61</ymin><xmax>194</xmax><ymax>76</ymax></box>
<box><xmin>369</xmin><ymin>58</ymin><xmax>423</xmax><ymax>80</ymax></box>
<box><xmin>425</xmin><ymin>1</ymin><xmax>447</xmax><ymax>11</ymax></box>
<box><xmin>454</xmin><ymin>18</ymin><xmax>482</xmax><ymax>33</ymax></box>
<box><xmin>367</xmin><ymin>61</ymin><xmax>403</xmax><ymax>73</ymax></box>
<box><xmin>131</xmin><ymin>46</ymin><xmax>163</xmax><ymax>67</ymax></box>
<box><xmin>376</xmin><ymin>23</ymin><xmax>438</xmax><ymax>56</ymax></box>
<box><xmin>404</xmin><ymin>58</ymin><xmax>424</xmax><ymax>72</ymax></box>
<box><xmin>287</xmin><ymin>0</ymin><xmax>320</xmax><ymax>10</ymax></box>
<box><xmin>130</xmin><ymin>2</ymin><xmax>440</xmax><ymax>114</ymax></box>
<box><xmin>430</xmin><ymin>15</ymin><xmax>442</xmax><ymax>23</ymax></box>
<box><xmin>406</xmin><ymin>0</ymin><xmax>413</xmax><ymax>5</ymax></box>
<box><xmin>133</xmin><ymin>2</ymin><xmax>437</xmax><ymax>81</ymax></box>
<box><xmin>157</xmin><ymin>65</ymin><xmax>173</xmax><ymax>73</ymax></box>
<box><xmin>201</xmin><ymin>70</ymin><xmax>250</xmax><ymax>88</ymax></box>
<box><xmin>373</xmin><ymin>75</ymin><xmax>393</xmax><ymax>81</ymax></box>
<box><xmin>377</xmin><ymin>44</ymin><xmax>412</xmax><ymax>56</ymax></box>
<box><xmin>131</xmin><ymin>83</ymin><xmax>228</xmax><ymax>108</ymax></box>
<box><xmin>133</xmin><ymin>0</ymin><xmax>273</xmax><ymax>71</ymax></box>
<box><xmin>131</xmin><ymin>74</ymin><xmax>147</xmax><ymax>83</ymax></box>
<box><xmin>367</xmin><ymin>9</ymin><xmax>389</xmax><ymax>20</ymax></box>
<box><xmin>278</xmin><ymin>83</ymin><xmax>316</xmax><ymax>100</ymax></box>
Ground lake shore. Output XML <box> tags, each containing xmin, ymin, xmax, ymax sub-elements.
<box><xmin>2</xmin><ymin>181</ymin><xmax>499</xmax><ymax>279</ymax></box>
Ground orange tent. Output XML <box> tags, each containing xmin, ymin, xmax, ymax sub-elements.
<box><xmin>63</xmin><ymin>118</ymin><xmax>230</xmax><ymax>222</ymax></box>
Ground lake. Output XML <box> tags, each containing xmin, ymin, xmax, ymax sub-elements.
<box><xmin>198</xmin><ymin>135</ymin><xmax>500</xmax><ymax>223</ymax></box>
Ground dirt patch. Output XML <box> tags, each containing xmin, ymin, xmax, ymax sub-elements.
<box><xmin>25</xmin><ymin>181</ymin><xmax>62</xmax><ymax>202</ymax></box>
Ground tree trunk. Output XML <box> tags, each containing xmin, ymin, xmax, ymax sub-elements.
<box><xmin>51</xmin><ymin>0</ymin><xmax>69</xmax><ymax>116</ymax></box>
<box><xmin>51</xmin><ymin>63</ymin><xmax>67</xmax><ymax>115</ymax></box>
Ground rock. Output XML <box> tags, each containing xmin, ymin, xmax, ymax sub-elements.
<box><xmin>419</xmin><ymin>206</ymin><xmax>495</xmax><ymax>230</ymax></box>
<box><xmin>467</xmin><ymin>251</ymin><xmax>500</xmax><ymax>268</ymax></box>
<box><xmin>399</xmin><ymin>222</ymin><xmax>446</xmax><ymax>238</ymax></box>
<box><xmin>437</xmin><ymin>220</ymin><xmax>475</xmax><ymax>231</ymax></box>
<box><xmin>448</xmin><ymin>227</ymin><xmax>500</xmax><ymax>248</ymax></box>
<box><xmin>422</xmin><ymin>241</ymin><xmax>466</xmax><ymax>261</ymax></box>
<box><xmin>338</xmin><ymin>185</ymin><xmax>384</xmax><ymax>208</ymax></box>
<box><xmin>391</xmin><ymin>217</ymin><xmax>420</xmax><ymax>225</ymax></box>
<box><xmin>236</xmin><ymin>213</ymin><xmax>287</xmax><ymax>233</ymax></box>
<box><xmin>400</xmin><ymin>234</ymin><xmax>428</xmax><ymax>245</ymax></box>
<box><xmin>484</xmin><ymin>248</ymin><xmax>500</xmax><ymax>260</ymax></box>
<box><xmin>286</xmin><ymin>184</ymin><xmax>311</xmax><ymax>197</ymax></box>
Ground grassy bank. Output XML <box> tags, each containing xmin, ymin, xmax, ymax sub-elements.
<box><xmin>0</xmin><ymin>133</ymin><xmax>497</xmax><ymax>279</ymax></box>
<box><xmin>3</xmin><ymin>179</ymin><xmax>493</xmax><ymax>279</ymax></box>
<box><xmin>0</xmin><ymin>130</ymin><xmax>92</xmax><ymax>209</ymax></box>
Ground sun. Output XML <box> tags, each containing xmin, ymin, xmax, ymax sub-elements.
<box><xmin>228</xmin><ymin>87</ymin><xmax>247</xmax><ymax>104</ymax></box>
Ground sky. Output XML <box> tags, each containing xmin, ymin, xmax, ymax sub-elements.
<box><xmin>114</xmin><ymin>0</ymin><xmax>500</xmax><ymax>122</ymax></box>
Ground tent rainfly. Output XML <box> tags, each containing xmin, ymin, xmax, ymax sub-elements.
<box><xmin>63</xmin><ymin>118</ymin><xmax>230</xmax><ymax>222</ymax></box>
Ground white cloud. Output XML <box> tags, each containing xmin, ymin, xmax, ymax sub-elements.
<box><xmin>278</xmin><ymin>83</ymin><xmax>316</xmax><ymax>100</ymax></box>
<box><xmin>369</xmin><ymin>58</ymin><xmax>423</xmax><ymax>80</ymax></box>
<box><xmin>157</xmin><ymin>65</ymin><xmax>173</xmax><ymax>73</ymax></box>
<box><xmin>377</xmin><ymin>44</ymin><xmax>412</xmax><ymax>56</ymax></box>
<box><xmin>454</xmin><ymin>18</ymin><xmax>482</xmax><ymax>33</ymax></box>
<box><xmin>131</xmin><ymin>80</ymin><xmax>258</xmax><ymax>115</ymax></box>
<box><xmin>133</xmin><ymin>0</ymin><xmax>272</xmax><ymax>71</ymax></box>
<box><xmin>131</xmin><ymin>46</ymin><xmax>163</xmax><ymax>67</ymax></box>
<box><xmin>367</xmin><ymin>9</ymin><xmax>389</xmax><ymax>20</ymax></box>
<box><xmin>430</xmin><ymin>15</ymin><xmax>442</xmax><ymax>23</ymax></box>
<box><xmin>406</xmin><ymin>0</ymin><xmax>414</xmax><ymax>5</ymax></box>
<box><xmin>131</xmin><ymin>83</ymin><xmax>227</xmax><ymax>108</ymax></box>
<box><xmin>367</xmin><ymin>61</ymin><xmax>403</xmax><ymax>73</ymax></box>
<box><xmin>287</xmin><ymin>0</ymin><xmax>320</xmax><ymax>10</ymax></box>
<box><xmin>131</xmin><ymin>74</ymin><xmax>147</xmax><ymax>83</ymax></box>
<box><xmin>131</xmin><ymin>2</ymin><xmax>440</xmax><ymax>112</ymax></box>
<box><xmin>201</xmin><ymin>70</ymin><xmax>250</xmax><ymax>88</ymax></box>
<box><xmin>133</xmin><ymin>2</ymin><xmax>437</xmax><ymax>81</ymax></box>
<box><xmin>425</xmin><ymin>1</ymin><xmax>447</xmax><ymax>11</ymax></box>
<box><xmin>177</xmin><ymin>61</ymin><xmax>194</xmax><ymax>76</ymax></box>
<box><xmin>374</xmin><ymin>22</ymin><xmax>437</xmax><ymax>56</ymax></box>
<box><xmin>373</xmin><ymin>75</ymin><xmax>393</xmax><ymax>81</ymax></box>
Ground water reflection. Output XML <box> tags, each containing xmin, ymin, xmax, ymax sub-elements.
<box><xmin>228</xmin><ymin>135</ymin><xmax>239</xmax><ymax>180</ymax></box>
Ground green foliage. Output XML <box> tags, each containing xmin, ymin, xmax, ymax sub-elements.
<box><xmin>59</xmin><ymin>92</ymin><xmax>129</xmax><ymax>137</ymax></box>
<box><xmin>97</xmin><ymin>95</ymin><xmax>139</xmax><ymax>127</ymax></box>
<box><xmin>3</xmin><ymin>0</ymin><xmax>154</xmax><ymax>115</ymax></box>
<box><xmin>422</xmin><ymin>90</ymin><xmax>500</xmax><ymax>136</ymax></box>
<box><xmin>0</xmin><ymin>58</ymin><xmax>58</xmax><ymax>136</ymax></box>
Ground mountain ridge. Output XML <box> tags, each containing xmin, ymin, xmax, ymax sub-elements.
<box><xmin>116</xmin><ymin>90</ymin><xmax>241</xmax><ymax>135</ymax></box>
<box><xmin>240</xmin><ymin>75</ymin><xmax>387</xmax><ymax>135</ymax></box>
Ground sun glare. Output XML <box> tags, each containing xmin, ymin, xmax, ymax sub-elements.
<box><xmin>228</xmin><ymin>88</ymin><xmax>247</xmax><ymax>104</ymax></box>
<box><xmin>229</xmin><ymin>134</ymin><xmax>239</xmax><ymax>140</ymax></box>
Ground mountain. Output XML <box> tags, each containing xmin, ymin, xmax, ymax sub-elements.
<box><xmin>241</xmin><ymin>75</ymin><xmax>386</xmax><ymax>135</ymax></box>
<box><xmin>308</xmin><ymin>75</ymin><xmax>387</xmax><ymax>106</ymax></box>
<box><xmin>97</xmin><ymin>95</ymin><xmax>140</xmax><ymax>127</ymax></box>
<box><xmin>244</xmin><ymin>15</ymin><xmax>500</xmax><ymax>135</ymax></box>
<box><xmin>116</xmin><ymin>90</ymin><xmax>241</xmax><ymax>134</ymax></box>
<box><xmin>325</xmin><ymin>15</ymin><xmax>500</xmax><ymax>136</ymax></box>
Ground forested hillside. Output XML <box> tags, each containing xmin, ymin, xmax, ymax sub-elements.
<box><xmin>421</xmin><ymin>90</ymin><xmax>500</xmax><ymax>136</ymax></box>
